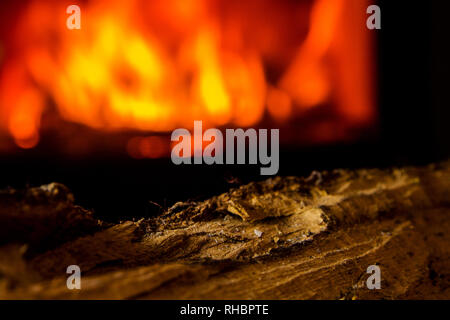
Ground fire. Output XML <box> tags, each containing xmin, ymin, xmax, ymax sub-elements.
<box><xmin>0</xmin><ymin>0</ymin><xmax>375</xmax><ymax>152</ymax></box>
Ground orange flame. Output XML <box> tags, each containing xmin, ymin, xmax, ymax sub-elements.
<box><xmin>0</xmin><ymin>0</ymin><xmax>375</xmax><ymax>151</ymax></box>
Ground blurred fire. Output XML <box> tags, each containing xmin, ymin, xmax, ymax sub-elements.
<box><xmin>0</xmin><ymin>0</ymin><xmax>375</xmax><ymax>154</ymax></box>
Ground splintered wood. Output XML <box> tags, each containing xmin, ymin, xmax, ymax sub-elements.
<box><xmin>0</xmin><ymin>162</ymin><xmax>449</xmax><ymax>299</ymax></box>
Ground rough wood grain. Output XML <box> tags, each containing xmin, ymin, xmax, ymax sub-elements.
<box><xmin>0</xmin><ymin>162</ymin><xmax>449</xmax><ymax>299</ymax></box>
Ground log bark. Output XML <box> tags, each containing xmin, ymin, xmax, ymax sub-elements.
<box><xmin>0</xmin><ymin>162</ymin><xmax>449</xmax><ymax>299</ymax></box>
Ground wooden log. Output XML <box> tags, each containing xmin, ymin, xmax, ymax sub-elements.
<box><xmin>0</xmin><ymin>162</ymin><xmax>449</xmax><ymax>299</ymax></box>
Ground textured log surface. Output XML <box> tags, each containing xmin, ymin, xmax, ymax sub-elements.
<box><xmin>0</xmin><ymin>162</ymin><xmax>449</xmax><ymax>299</ymax></box>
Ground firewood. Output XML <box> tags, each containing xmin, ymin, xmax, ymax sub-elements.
<box><xmin>0</xmin><ymin>162</ymin><xmax>449</xmax><ymax>299</ymax></box>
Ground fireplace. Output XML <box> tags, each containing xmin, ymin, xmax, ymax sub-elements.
<box><xmin>0</xmin><ymin>0</ymin><xmax>376</xmax><ymax>152</ymax></box>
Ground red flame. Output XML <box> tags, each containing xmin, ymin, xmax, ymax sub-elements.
<box><xmin>0</xmin><ymin>0</ymin><xmax>375</xmax><ymax>153</ymax></box>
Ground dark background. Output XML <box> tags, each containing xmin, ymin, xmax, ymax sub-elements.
<box><xmin>0</xmin><ymin>0</ymin><xmax>449</xmax><ymax>221</ymax></box>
